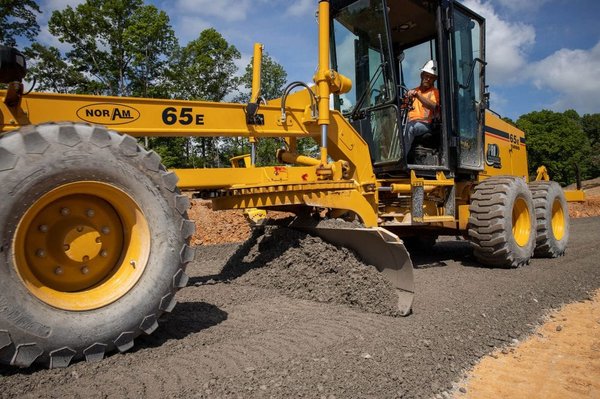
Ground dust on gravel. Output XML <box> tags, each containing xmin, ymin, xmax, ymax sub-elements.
<box><xmin>199</xmin><ymin>225</ymin><xmax>402</xmax><ymax>316</ymax></box>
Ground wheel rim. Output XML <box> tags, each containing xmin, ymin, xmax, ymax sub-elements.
<box><xmin>512</xmin><ymin>197</ymin><xmax>531</xmax><ymax>247</ymax></box>
<box><xmin>551</xmin><ymin>198</ymin><xmax>565</xmax><ymax>241</ymax></box>
<box><xmin>13</xmin><ymin>182</ymin><xmax>150</xmax><ymax>311</ymax></box>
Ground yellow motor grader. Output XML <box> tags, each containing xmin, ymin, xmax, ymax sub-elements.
<box><xmin>0</xmin><ymin>0</ymin><xmax>576</xmax><ymax>368</ymax></box>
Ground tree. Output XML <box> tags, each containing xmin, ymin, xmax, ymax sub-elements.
<box><xmin>517</xmin><ymin>110</ymin><xmax>592</xmax><ymax>185</ymax></box>
<box><xmin>582</xmin><ymin>113</ymin><xmax>600</xmax><ymax>177</ymax></box>
<box><xmin>235</xmin><ymin>52</ymin><xmax>287</xmax><ymax>103</ymax></box>
<box><xmin>47</xmin><ymin>0</ymin><xmax>177</xmax><ymax>96</ymax></box>
<box><xmin>44</xmin><ymin>0</ymin><xmax>181</xmax><ymax>164</ymax></box>
<box><xmin>0</xmin><ymin>0</ymin><xmax>41</xmax><ymax>47</ymax></box>
<box><xmin>24</xmin><ymin>43</ymin><xmax>97</xmax><ymax>94</ymax></box>
<box><xmin>168</xmin><ymin>28</ymin><xmax>241</xmax><ymax>167</ymax></box>
<box><xmin>233</xmin><ymin>52</ymin><xmax>318</xmax><ymax>166</ymax></box>
<box><xmin>232</xmin><ymin>52</ymin><xmax>289</xmax><ymax>165</ymax></box>
<box><xmin>501</xmin><ymin>116</ymin><xmax>517</xmax><ymax>128</ymax></box>
<box><xmin>123</xmin><ymin>5</ymin><xmax>177</xmax><ymax>98</ymax></box>
<box><xmin>169</xmin><ymin>28</ymin><xmax>240</xmax><ymax>102</ymax></box>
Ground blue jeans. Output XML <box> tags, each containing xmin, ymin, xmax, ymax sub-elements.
<box><xmin>405</xmin><ymin>120</ymin><xmax>433</xmax><ymax>152</ymax></box>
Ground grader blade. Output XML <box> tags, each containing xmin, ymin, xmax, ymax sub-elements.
<box><xmin>296</xmin><ymin>226</ymin><xmax>414</xmax><ymax>316</ymax></box>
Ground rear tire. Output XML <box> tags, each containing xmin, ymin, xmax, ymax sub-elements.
<box><xmin>0</xmin><ymin>123</ymin><xmax>194</xmax><ymax>368</ymax></box>
<box><xmin>529</xmin><ymin>181</ymin><xmax>569</xmax><ymax>257</ymax></box>
<box><xmin>468</xmin><ymin>176</ymin><xmax>535</xmax><ymax>268</ymax></box>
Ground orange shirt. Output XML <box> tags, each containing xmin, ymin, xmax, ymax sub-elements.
<box><xmin>408</xmin><ymin>87</ymin><xmax>439</xmax><ymax>123</ymax></box>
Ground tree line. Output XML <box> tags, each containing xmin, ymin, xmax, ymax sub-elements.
<box><xmin>504</xmin><ymin>111</ymin><xmax>599</xmax><ymax>185</ymax></box>
<box><xmin>2</xmin><ymin>0</ymin><xmax>598</xmax><ymax>185</ymax></box>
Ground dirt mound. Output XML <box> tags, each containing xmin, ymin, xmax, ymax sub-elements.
<box><xmin>569</xmin><ymin>196</ymin><xmax>600</xmax><ymax>218</ymax></box>
<box><xmin>217</xmin><ymin>226</ymin><xmax>402</xmax><ymax>316</ymax></box>
<box><xmin>565</xmin><ymin>177</ymin><xmax>600</xmax><ymax>218</ymax></box>
<box><xmin>188</xmin><ymin>198</ymin><xmax>251</xmax><ymax>245</ymax></box>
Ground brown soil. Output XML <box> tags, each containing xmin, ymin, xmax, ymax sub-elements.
<box><xmin>567</xmin><ymin>177</ymin><xmax>600</xmax><ymax>219</ymax></box>
<box><xmin>188</xmin><ymin>198</ymin><xmax>251</xmax><ymax>245</ymax></box>
<box><xmin>569</xmin><ymin>196</ymin><xmax>600</xmax><ymax>219</ymax></box>
<box><xmin>455</xmin><ymin>290</ymin><xmax>600</xmax><ymax>399</ymax></box>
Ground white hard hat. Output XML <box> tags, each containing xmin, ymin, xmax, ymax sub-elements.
<box><xmin>420</xmin><ymin>60</ymin><xmax>438</xmax><ymax>76</ymax></box>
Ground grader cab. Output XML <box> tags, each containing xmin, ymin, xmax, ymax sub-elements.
<box><xmin>0</xmin><ymin>0</ymin><xmax>571</xmax><ymax>368</ymax></box>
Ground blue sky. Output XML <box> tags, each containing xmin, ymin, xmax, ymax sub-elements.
<box><xmin>31</xmin><ymin>0</ymin><xmax>600</xmax><ymax>119</ymax></box>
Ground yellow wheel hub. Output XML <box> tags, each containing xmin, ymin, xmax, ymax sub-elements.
<box><xmin>551</xmin><ymin>199</ymin><xmax>565</xmax><ymax>241</ymax></box>
<box><xmin>512</xmin><ymin>197</ymin><xmax>531</xmax><ymax>247</ymax></box>
<box><xmin>13</xmin><ymin>182</ymin><xmax>150</xmax><ymax>311</ymax></box>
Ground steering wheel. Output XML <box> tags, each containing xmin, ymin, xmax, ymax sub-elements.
<box><xmin>398</xmin><ymin>84</ymin><xmax>409</xmax><ymax>97</ymax></box>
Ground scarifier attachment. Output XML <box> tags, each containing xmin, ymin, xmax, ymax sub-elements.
<box><xmin>294</xmin><ymin>225</ymin><xmax>414</xmax><ymax>316</ymax></box>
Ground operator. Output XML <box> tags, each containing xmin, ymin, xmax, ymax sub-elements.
<box><xmin>404</xmin><ymin>60</ymin><xmax>440</xmax><ymax>154</ymax></box>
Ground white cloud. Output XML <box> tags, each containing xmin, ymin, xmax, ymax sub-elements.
<box><xmin>487</xmin><ymin>89</ymin><xmax>509</xmax><ymax>115</ymax></box>
<box><xmin>175</xmin><ymin>16</ymin><xmax>212</xmax><ymax>43</ymax></box>
<box><xmin>43</xmin><ymin>0</ymin><xmax>84</xmax><ymax>11</ymax></box>
<box><xmin>285</xmin><ymin>0</ymin><xmax>314</xmax><ymax>17</ymax></box>
<box><xmin>461</xmin><ymin>0</ymin><xmax>535</xmax><ymax>85</ymax></box>
<box><xmin>527</xmin><ymin>41</ymin><xmax>600</xmax><ymax>114</ymax></box>
<box><xmin>37</xmin><ymin>24</ymin><xmax>72</xmax><ymax>51</ymax></box>
<box><xmin>492</xmin><ymin>0</ymin><xmax>551</xmax><ymax>13</ymax></box>
<box><xmin>234</xmin><ymin>51</ymin><xmax>252</xmax><ymax>77</ymax></box>
<box><xmin>174</xmin><ymin>0</ymin><xmax>252</xmax><ymax>22</ymax></box>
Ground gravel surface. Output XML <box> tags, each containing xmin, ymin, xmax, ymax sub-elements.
<box><xmin>0</xmin><ymin>217</ymin><xmax>598</xmax><ymax>399</ymax></box>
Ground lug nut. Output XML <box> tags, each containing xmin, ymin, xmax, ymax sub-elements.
<box><xmin>101</xmin><ymin>226</ymin><xmax>110</xmax><ymax>235</ymax></box>
<box><xmin>100</xmin><ymin>250</ymin><xmax>108</xmax><ymax>257</ymax></box>
<box><xmin>36</xmin><ymin>249</ymin><xmax>46</xmax><ymax>258</ymax></box>
<box><xmin>54</xmin><ymin>267</ymin><xmax>63</xmax><ymax>275</ymax></box>
<box><xmin>60</xmin><ymin>207</ymin><xmax>71</xmax><ymax>216</ymax></box>
<box><xmin>64</xmin><ymin>244</ymin><xmax>70</xmax><ymax>251</ymax></box>
<box><xmin>76</xmin><ymin>226</ymin><xmax>84</xmax><ymax>232</ymax></box>
<box><xmin>39</xmin><ymin>225</ymin><xmax>49</xmax><ymax>233</ymax></box>
<box><xmin>130</xmin><ymin>260</ymin><xmax>136</xmax><ymax>268</ymax></box>
<box><xmin>81</xmin><ymin>266</ymin><xmax>89</xmax><ymax>275</ymax></box>
<box><xmin>86</xmin><ymin>209</ymin><xmax>95</xmax><ymax>218</ymax></box>
<box><xmin>83</xmin><ymin>255</ymin><xmax>90</xmax><ymax>262</ymax></box>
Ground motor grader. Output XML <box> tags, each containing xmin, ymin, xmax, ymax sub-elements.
<box><xmin>0</xmin><ymin>0</ymin><xmax>577</xmax><ymax>369</ymax></box>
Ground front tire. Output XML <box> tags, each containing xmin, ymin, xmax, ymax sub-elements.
<box><xmin>0</xmin><ymin>123</ymin><xmax>194</xmax><ymax>368</ymax></box>
<box><xmin>468</xmin><ymin>176</ymin><xmax>536</xmax><ymax>268</ymax></box>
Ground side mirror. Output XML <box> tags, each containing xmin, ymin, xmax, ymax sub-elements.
<box><xmin>0</xmin><ymin>45</ymin><xmax>27</xmax><ymax>83</ymax></box>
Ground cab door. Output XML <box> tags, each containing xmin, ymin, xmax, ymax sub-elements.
<box><xmin>450</xmin><ymin>2</ymin><xmax>486</xmax><ymax>171</ymax></box>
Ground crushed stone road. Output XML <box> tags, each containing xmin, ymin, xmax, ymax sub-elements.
<box><xmin>1</xmin><ymin>217</ymin><xmax>598</xmax><ymax>399</ymax></box>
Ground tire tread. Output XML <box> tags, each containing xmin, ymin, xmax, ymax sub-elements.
<box><xmin>468</xmin><ymin>176</ymin><xmax>535</xmax><ymax>268</ymax></box>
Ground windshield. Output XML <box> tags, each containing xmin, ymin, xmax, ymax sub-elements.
<box><xmin>332</xmin><ymin>0</ymin><xmax>395</xmax><ymax>114</ymax></box>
